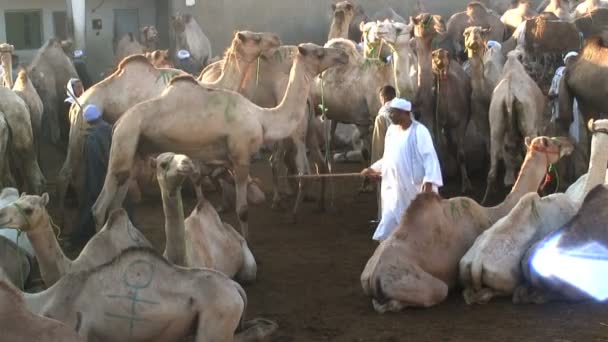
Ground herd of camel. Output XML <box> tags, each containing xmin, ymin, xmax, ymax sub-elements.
<box><xmin>0</xmin><ymin>0</ymin><xmax>606</xmax><ymax>340</ymax></box>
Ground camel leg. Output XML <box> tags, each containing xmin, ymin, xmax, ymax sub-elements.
<box><xmin>234</xmin><ymin>319</ymin><xmax>279</xmax><ymax>342</ymax></box>
<box><xmin>195</xmin><ymin>306</ymin><xmax>242</xmax><ymax>342</ymax></box>
<box><xmin>233</xmin><ymin>164</ymin><xmax>250</xmax><ymax>240</ymax></box>
<box><xmin>92</xmin><ymin>171</ymin><xmax>124</xmax><ymax>231</ymax></box>
<box><xmin>372</xmin><ymin>264</ymin><xmax>449</xmax><ymax>313</ymax></box>
<box><xmin>447</xmin><ymin>124</ymin><xmax>472</xmax><ymax>193</ymax></box>
<box><xmin>463</xmin><ymin>287</ymin><xmax>503</xmax><ymax>305</ymax></box>
<box><xmin>269</xmin><ymin>143</ymin><xmax>284</xmax><ymax>210</ymax></box>
<box><xmin>308</xmin><ymin>145</ymin><xmax>327</xmax><ymax>213</ymax></box>
<box><xmin>290</xmin><ymin>138</ymin><xmax>310</xmax><ymax>223</ymax></box>
<box><xmin>482</xmin><ymin>107</ymin><xmax>506</xmax><ymax>204</ymax></box>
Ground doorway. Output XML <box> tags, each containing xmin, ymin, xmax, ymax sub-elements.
<box><xmin>113</xmin><ymin>9</ymin><xmax>140</xmax><ymax>52</ymax></box>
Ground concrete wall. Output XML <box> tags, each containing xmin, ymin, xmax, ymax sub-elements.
<box><xmin>170</xmin><ymin>0</ymin><xmax>474</xmax><ymax>57</ymax></box>
<box><xmin>84</xmin><ymin>0</ymin><xmax>157</xmax><ymax>78</ymax></box>
<box><xmin>0</xmin><ymin>0</ymin><xmax>66</xmax><ymax>63</ymax></box>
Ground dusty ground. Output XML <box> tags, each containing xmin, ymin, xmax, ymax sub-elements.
<box><xmin>41</xmin><ymin>153</ymin><xmax>608</xmax><ymax>342</ymax></box>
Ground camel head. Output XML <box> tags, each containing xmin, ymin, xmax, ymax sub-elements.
<box><xmin>463</xmin><ymin>26</ymin><xmax>490</xmax><ymax>58</ymax></box>
<box><xmin>230</xmin><ymin>31</ymin><xmax>282</xmax><ymax>61</ymax></box>
<box><xmin>411</xmin><ymin>13</ymin><xmax>445</xmax><ymax>39</ymax></box>
<box><xmin>525</xmin><ymin>136</ymin><xmax>575</xmax><ymax>164</ymax></box>
<box><xmin>170</xmin><ymin>14</ymin><xmax>192</xmax><ymax>34</ymax></box>
<box><xmin>153</xmin><ymin>152</ymin><xmax>197</xmax><ymax>196</ymax></box>
<box><xmin>296</xmin><ymin>43</ymin><xmax>349</xmax><ymax>76</ymax></box>
<box><xmin>432</xmin><ymin>48</ymin><xmax>451</xmax><ymax>79</ymax></box>
<box><xmin>141</xmin><ymin>26</ymin><xmax>159</xmax><ymax>44</ymax></box>
<box><xmin>371</xmin><ymin>20</ymin><xmax>415</xmax><ymax>46</ymax></box>
<box><xmin>331</xmin><ymin>1</ymin><xmax>356</xmax><ymax>26</ymax></box>
<box><xmin>0</xmin><ymin>193</ymin><xmax>49</xmax><ymax>233</ymax></box>
<box><xmin>145</xmin><ymin>50</ymin><xmax>173</xmax><ymax>68</ymax></box>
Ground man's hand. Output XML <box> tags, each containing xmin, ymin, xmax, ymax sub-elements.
<box><xmin>421</xmin><ymin>182</ymin><xmax>434</xmax><ymax>193</ymax></box>
<box><xmin>361</xmin><ymin>168</ymin><xmax>381</xmax><ymax>181</ymax></box>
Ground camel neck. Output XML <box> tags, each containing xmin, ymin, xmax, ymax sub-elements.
<box><xmin>390</xmin><ymin>41</ymin><xmax>416</xmax><ymax>99</ymax></box>
<box><xmin>257</xmin><ymin>56</ymin><xmax>313</xmax><ymax>141</ymax></box>
<box><xmin>25</xmin><ymin>214</ymin><xmax>71</xmax><ymax>286</ymax></box>
<box><xmin>415</xmin><ymin>36</ymin><xmax>434</xmax><ymax>91</ymax></box>
<box><xmin>160</xmin><ymin>185</ymin><xmax>186</xmax><ymax>266</ymax></box>
<box><xmin>1</xmin><ymin>55</ymin><xmax>13</xmax><ymax>89</ymax></box>
<box><xmin>328</xmin><ymin>16</ymin><xmax>349</xmax><ymax>40</ymax></box>
<box><xmin>204</xmin><ymin>52</ymin><xmax>253</xmax><ymax>90</ymax></box>
<box><xmin>469</xmin><ymin>52</ymin><xmax>486</xmax><ymax>89</ymax></box>
<box><xmin>583</xmin><ymin>132</ymin><xmax>608</xmax><ymax>195</ymax></box>
<box><xmin>487</xmin><ymin>151</ymin><xmax>549</xmax><ymax>221</ymax></box>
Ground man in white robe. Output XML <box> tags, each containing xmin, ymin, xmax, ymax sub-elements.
<box><xmin>361</xmin><ymin>98</ymin><xmax>443</xmax><ymax>241</ymax></box>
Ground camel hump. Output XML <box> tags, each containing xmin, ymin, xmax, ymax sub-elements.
<box><xmin>117</xmin><ymin>54</ymin><xmax>151</xmax><ymax>70</ymax></box>
<box><xmin>168</xmin><ymin>74</ymin><xmax>199</xmax><ymax>86</ymax></box>
<box><xmin>397</xmin><ymin>191</ymin><xmax>443</xmax><ymax>229</ymax></box>
<box><xmin>104</xmin><ymin>208</ymin><xmax>130</xmax><ymax>230</ymax></box>
<box><xmin>467</xmin><ymin>1</ymin><xmax>488</xmax><ymax>11</ymax></box>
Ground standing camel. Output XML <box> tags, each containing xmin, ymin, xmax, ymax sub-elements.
<box><xmin>92</xmin><ymin>44</ymin><xmax>349</xmax><ymax>239</ymax></box>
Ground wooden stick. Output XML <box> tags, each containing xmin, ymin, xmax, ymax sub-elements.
<box><xmin>280</xmin><ymin>172</ymin><xmax>364</xmax><ymax>179</ymax></box>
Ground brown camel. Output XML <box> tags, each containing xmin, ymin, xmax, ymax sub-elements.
<box><xmin>0</xmin><ymin>280</ymin><xmax>84</xmax><ymax>342</ymax></box>
<box><xmin>0</xmin><ymin>247</ymin><xmax>277</xmax><ymax>342</ymax></box>
<box><xmin>431</xmin><ymin>48</ymin><xmax>473</xmax><ymax>193</ymax></box>
<box><xmin>114</xmin><ymin>26</ymin><xmax>159</xmax><ymax>64</ymax></box>
<box><xmin>328</xmin><ymin>1</ymin><xmax>405</xmax><ymax>41</ymax></box>
<box><xmin>13</xmin><ymin>68</ymin><xmax>44</xmax><ymax>157</ymax></box>
<box><xmin>361</xmin><ymin>136</ymin><xmax>573</xmax><ymax>312</ymax></box>
<box><xmin>92</xmin><ymin>44</ymin><xmax>348</xmax><ymax>239</ymax></box>
<box><xmin>574</xmin><ymin>8</ymin><xmax>608</xmax><ymax>40</ymax></box>
<box><xmin>557</xmin><ymin>36</ymin><xmax>608</xmax><ymax>137</ymax></box>
<box><xmin>171</xmin><ymin>13</ymin><xmax>213</xmax><ymax>70</ymax></box>
<box><xmin>0</xmin><ymin>193</ymin><xmax>151</xmax><ymax>286</ymax></box>
<box><xmin>484</xmin><ymin>48</ymin><xmax>545</xmax><ymax>203</ymax></box>
<box><xmin>573</xmin><ymin>0</ymin><xmax>608</xmax><ymax>19</ymax></box>
<box><xmin>27</xmin><ymin>38</ymin><xmax>79</xmax><ymax>145</ymax></box>
<box><xmin>56</xmin><ymin>31</ymin><xmax>280</xmax><ymax>224</ymax></box>
<box><xmin>144</xmin><ymin>49</ymin><xmax>174</xmax><ymax>68</ymax></box>
<box><xmin>444</xmin><ymin>2</ymin><xmax>508</xmax><ymax>60</ymax></box>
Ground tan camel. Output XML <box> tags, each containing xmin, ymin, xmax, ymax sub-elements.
<box><xmin>0</xmin><ymin>280</ymin><xmax>84</xmax><ymax>342</ymax></box>
<box><xmin>0</xmin><ymin>43</ymin><xmax>14</xmax><ymax>88</ymax></box>
<box><xmin>92</xmin><ymin>44</ymin><xmax>348</xmax><ymax>239</ymax></box>
<box><xmin>431</xmin><ymin>48</ymin><xmax>473</xmax><ymax>192</ymax></box>
<box><xmin>361</xmin><ymin>136</ymin><xmax>574</xmax><ymax>312</ymax></box>
<box><xmin>0</xmin><ymin>193</ymin><xmax>151</xmax><ymax>286</ymax></box>
<box><xmin>155</xmin><ymin>152</ymin><xmax>257</xmax><ymax>282</ymax></box>
<box><xmin>461</xmin><ymin>119</ymin><xmax>608</xmax><ymax>304</ymax></box>
<box><xmin>464</xmin><ymin>26</ymin><xmax>506</xmax><ymax>160</ymax></box>
<box><xmin>501</xmin><ymin>0</ymin><xmax>538</xmax><ymax>32</ymax></box>
<box><xmin>144</xmin><ymin>49</ymin><xmax>174</xmax><ymax>68</ymax></box>
<box><xmin>0</xmin><ymin>87</ymin><xmax>45</xmax><ymax>194</ymax></box>
<box><xmin>0</xmin><ymin>187</ymin><xmax>32</xmax><ymax>289</ymax></box>
<box><xmin>56</xmin><ymin>31</ymin><xmax>280</xmax><ymax>222</ymax></box>
<box><xmin>329</xmin><ymin>1</ymin><xmax>357</xmax><ymax>40</ymax></box>
<box><xmin>0</xmin><ymin>247</ymin><xmax>277</xmax><ymax>342</ymax></box>
<box><xmin>13</xmin><ymin>68</ymin><xmax>44</xmax><ymax>156</ymax></box>
<box><xmin>171</xmin><ymin>13</ymin><xmax>212</xmax><ymax>70</ymax></box>
<box><xmin>114</xmin><ymin>26</ymin><xmax>159</xmax><ymax>64</ymax></box>
<box><xmin>484</xmin><ymin>48</ymin><xmax>546</xmax><ymax>202</ymax></box>
<box><xmin>27</xmin><ymin>38</ymin><xmax>79</xmax><ymax>144</ymax></box>
<box><xmin>444</xmin><ymin>2</ymin><xmax>508</xmax><ymax>60</ymax></box>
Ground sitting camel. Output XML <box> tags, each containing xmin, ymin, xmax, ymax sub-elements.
<box><xmin>461</xmin><ymin>119</ymin><xmax>608</xmax><ymax>304</ymax></box>
<box><xmin>361</xmin><ymin>136</ymin><xmax>573</xmax><ymax>312</ymax></box>
<box><xmin>431</xmin><ymin>48</ymin><xmax>473</xmax><ymax>193</ymax></box>
<box><xmin>0</xmin><ymin>247</ymin><xmax>277</xmax><ymax>341</ymax></box>
<box><xmin>56</xmin><ymin>31</ymin><xmax>281</xmax><ymax>224</ymax></box>
<box><xmin>515</xmin><ymin>183</ymin><xmax>608</xmax><ymax>304</ymax></box>
<box><xmin>484</xmin><ymin>48</ymin><xmax>545</xmax><ymax>203</ymax></box>
<box><xmin>114</xmin><ymin>25</ymin><xmax>159</xmax><ymax>64</ymax></box>
<box><xmin>92</xmin><ymin>44</ymin><xmax>348</xmax><ymax>240</ymax></box>
<box><xmin>154</xmin><ymin>152</ymin><xmax>257</xmax><ymax>282</ymax></box>
<box><xmin>0</xmin><ymin>193</ymin><xmax>150</xmax><ymax>286</ymax></box>
<box><xmin>0</xmin><ymin>279</ymin><xmax>84</xmax><ymax>341</ymax></box>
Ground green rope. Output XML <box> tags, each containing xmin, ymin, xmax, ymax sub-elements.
<box><xmin>256</xmin><ymin>56</ymin><xmax>261</xmax><ymax>87</ymax></box>
<box><xmin>15</xmin><ymin>229</ymin><xmax>25</xmax><ymax>288</ymax></box>
<box><xmin>549</xmin><ymin>164</ymin><xmax>560</xmax><ymax>193</ymax></box>
<box><xmin>386</xmin><ymin>44</ymin><xmax>401</xmax><ymax>98</ymax></box>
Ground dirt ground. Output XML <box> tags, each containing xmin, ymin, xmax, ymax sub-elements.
<box><xmin>42</xmin><ymin>152</ymin><xmax>608</xmax><ymax>342</ymax></box>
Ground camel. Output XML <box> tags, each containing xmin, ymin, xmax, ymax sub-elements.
<box><xmin>444</xmin><ymin>2</ymin><xmax>508</xmax><ymax>60</ymax></box>
<box><xmin>514</xmin><ymin>183</ymin><xmax>608</xmax><ymax>303</ymax></box>
<box><xmin>13</xmin><ymin>68</ymin><xmax>44</xmax><ymax>156</ymax></box>
<box><xmin>361</xmin><ymin>135</ymin><xmax>574</xmax><ymax>312</ymax></box>
<box><xmin>484</xmin><ymin>48</ymin><xmax>545</xmax><ymax>202</ymax></box>
<box><xmin>538</xmin><ymin>0</ymin><xmax>572</xmax><ymax>20</ymax></box>
<box><xmin>329</xmin><ymin>1</ymin><xmax>357</xmax><ymax>40</ymax></box>
<box><xmin>144</xmin><ymin>49</ymin><xmax>174</xmax><ymax>68</ymax></box>
<box><xmin>0</xmin><ymin>193</ymin><xmax>151</xmax><ymax>286</ymax></box>
<box><xmin>154</xmin><ymin>152</ymin><xmax>257</xmax><ymax>282</ymax></box>
<box><xmin>92</xmin><ymin>44</ymin><xmax>348</xmax><ymax>239</ymax></box>
<box><xmin>171</xmin><ymin>13</ymin><xmax>212</xmax><ymax>71</ymax></box>
<box><xmin>461</xmin><ymin>119</ymin><xmax>608</xmax><ymax>304</ymax></box>
<box><xmin>0</xmin><ymin>280</ymin><xmax>84</xmax><ymax>341</ymax></box>
<box><xmin>114</xmin><ymin>26</ymin><xmax>159</xmax><ymax>64</ymax></box>
<box><xmin>574</xmin><ymin>8</ymin><xmax>608</xmax><ymax>39</ymax></box>
<box><xmin>431</xmin><ymin>48</ymin><xmax>473</xmax><ymax>193</ymax></box>
<box><xmin>572</xmin><ymin>0</ymin><xmax>608</xmax><ymax>18</ymax></box>
<box><xmin>0</xmin><ymin>87</ymin><xmax>45</xmax><ymax>194</ymax></box>
<box><xmin>557</xmin><ymin>36</ymin><xmax>608</xmax><ymax>138</ymax></box>
<box><xmin>327</xmin><ymin>1</ymin><xmax>405</xmax><ymax>41</ymax></box>
<box><xmin>0</xmin><ymin>187</ymin><xmax>32</xmax><ymax>289</ymax></box>
<box><xmin>501</xmin><ymin>0</ymin><xmax>538</xmax><ymax>32</ymax></box>
<box><xmin>56</xmin><ymin>31</ymin><xmax>280</xmax><ymax>224</ymax></box>
<box><xmin>0</xmin><ymin>43</ymin><xmax>14</xmax><ymax>88</ymax></box>
<box><xmin>0</xmin><ymin>247</ymin><xmax>277</xmax><ymax>342</ymax></box>
<box><xmin>27</xmin><ymin>38</ymin><xmax>79</xmax><ymax>144</ymax></box>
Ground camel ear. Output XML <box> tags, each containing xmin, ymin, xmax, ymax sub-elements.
<box><xmin>297</xmin><ymin>45</ymin><xmax>309</xmax><ymax>56</ymax></box>
<box><xmin>237</xmin><ymin>32</ymin><xmax>246</xmax><ymax>42</ymax></box>
<box><xmin>524</xmin><ymin>136</ymin><xmax>532</xmax><ymax>147</ymax></box>
<box><xmin>588</xmin><ymin>119</ymin><xmax>595</xmax><ymax>132</ymax></box>
<box><xmin>345</xmin><ymin>3</ymin><xmax>353</xmax><ymax>11</ymax></box>
<box><xmin>40</xmin><ymin>193</ymin><xmax>49</xmax><ymax>206</ymax></box>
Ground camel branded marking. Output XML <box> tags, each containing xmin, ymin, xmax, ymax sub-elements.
<box><xmin>104</xmin><ymin>259</ymin><xmax>159</xmax><ymax>338</ymax></box>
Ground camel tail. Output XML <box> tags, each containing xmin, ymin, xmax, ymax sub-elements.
<box><xmin>471</xmin><ymin>256</ymin><xmax>484</xmax><ymax>291</ymax></box>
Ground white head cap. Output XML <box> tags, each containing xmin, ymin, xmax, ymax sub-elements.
<box><xmin>177</xmin><ymin>49</ymin><xmax>191</xmax><ymax>60</ymax></box>
<box><xmin>564</xmin><ymin>51</ymin><xmax>578</xmax><ymax>64</ymax></box>
<box><xmin>73</xmin><ymin>50</ymin><xmax>83</xmax><ymax>58</ymax></box>
<box><xmin>487</xmin><ymin>40</ymin><xmax>502</xmax><ymax>50</ymax></box>
<box><xmin>389</xmin><ymin>98</ymin><xmax>412</xmax><ymax>112</ymax></box>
